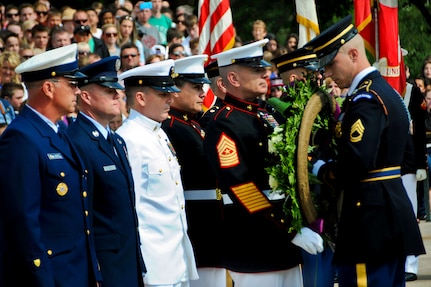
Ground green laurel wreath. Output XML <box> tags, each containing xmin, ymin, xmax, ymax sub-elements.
<box><xmin>266</xmin><ymin>75</ymin><xmax>332</xmax><ymax>233</ymax></box>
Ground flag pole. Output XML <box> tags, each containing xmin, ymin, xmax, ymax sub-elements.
<box><xmin>374</xmin><ymin>0</ymin><xmax>379</xmax><ymax>62</ymax></box>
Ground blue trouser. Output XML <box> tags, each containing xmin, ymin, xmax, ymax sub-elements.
<box><xmin>302</xmin><ymin>248</ymin><xmax>335</xmax><ymax>287</ymax></box>
<box><xmin>337</xmin><ymin>257</ymin><xmax>405</xmax><ymax>287</ymax></box>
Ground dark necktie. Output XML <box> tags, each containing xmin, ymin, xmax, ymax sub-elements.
<box><xmin>107</xmin><ymin>131</ymin><xmax>118</xmax><ymax>157</ymax></box>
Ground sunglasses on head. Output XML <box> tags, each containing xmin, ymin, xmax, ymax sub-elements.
<box><xmin>172</xmin><ymin>51</ymin><xmax>186</xmax><ymax>56</ymax></box>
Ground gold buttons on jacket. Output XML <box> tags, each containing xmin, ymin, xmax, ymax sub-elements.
<box><xmin>47</xmin><ymin>250</ymin><xmax>53</xmax><ymax>256</ymax></box>
<box><xmin>85</xmin><ymin>210</ymin><xmax>89</xmax><ymax>216</ymax></box>
<box><xmin>86</xmin><ymin>230</ymin><xmax>90</xmax><ymax>235</ymax></box>
<box><xmin>159</xmin><ymin>169</ymin><xmax>163</xmax><ymax>173</ymax></box>
<box><xmin>83</xmin><ymin>191</ymin><xmax>87</xmax><ymax>198</ymax></box>
<box><xmin>60</xmin><ymin>172</ymin><xmax>65</xmax><ymax>177</ymax></box>
<box><xmin>356</xmin><ymin>201</ymin><xmax>361</xmax><ymax>207</ymax></box>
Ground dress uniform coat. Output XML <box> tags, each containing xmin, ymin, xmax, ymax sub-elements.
<box><xmin>67</xmin><ymin>113</ymin><xmax>145</xmax><ymax>287</ymax></box>
<box><xmin>0</xmin><ymin>105</ymin><xmax>101</xmax><ymax>287</ymax></box>
<box><xmin>162</xmin><ymin>107</ymin><xmax>224</xmax><ymax>268</ymax></box>
<box><xmin>117</xmin><ymin>109</ymin><xmax>198</xmax><ymax>285</ymax></box>
<box><xmin>203</xmin><ymin>94</ymin><xmax>302</xmax><ymax>272</ymax></box>
<box><xmin>327</xmin><ymin>69</ymin><xmax>426</xmax><ymax>264</ymax></box>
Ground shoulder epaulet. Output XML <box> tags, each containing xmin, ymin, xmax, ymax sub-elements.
<box><xmin>352</xmin><ymin>80</ymin><xmax>376</xmax><ymax>103</ymax></box>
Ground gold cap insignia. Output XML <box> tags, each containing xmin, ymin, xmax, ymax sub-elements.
<box><xmin>56</xmin><ymin>182</ymin><xmax>68</xmax><ymax>196</ymax></box>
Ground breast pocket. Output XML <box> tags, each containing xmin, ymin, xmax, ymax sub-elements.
<box><xmin>146</xmin><ymin>160</ymin><xmax>173</xmax><ymax>197</ymax></box>
<box><xmin>44</xmin><ymin>159</ymin><xmax>77</xmax><ymax>201</ymax></box>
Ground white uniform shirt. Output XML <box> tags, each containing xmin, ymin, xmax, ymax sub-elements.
<box><xmin>117</xmin><ymin>109</ymin><xmax>198</xmax><ymax>285</ymax></box>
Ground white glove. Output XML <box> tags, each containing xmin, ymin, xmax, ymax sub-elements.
<box><xmin>416</xmin><ymin>169</ymin><xmax>427</xmax><ymax>181</ymax></box>
<box><xmin>312</xmin><ymin>159</ymin><xmax>326</xmax><ymax>176</ymax></box>
<box><xmin>291</xmin><ymin>227</ymin><xmax>324</xmax><ymax>255</ymax></box>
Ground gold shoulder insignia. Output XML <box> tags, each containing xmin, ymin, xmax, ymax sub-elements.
<box><xmin>350</xmin><ymin>119</ymin><xmax>365</xmax><ymax>142</ymax></box>
<box><xmin>231</xmin><ymin>182</ymin><xmax>272</xmax><ymax>213</ymax></box>
<box><xmin>217</xmin><ymin>133</ymin><xmax>239</xmax><ymax>168</ymax></box>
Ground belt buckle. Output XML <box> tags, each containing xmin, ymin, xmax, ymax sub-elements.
<box><xmin>216</xmin><ymin>188</ymin><xmax>222</xmax><ymax>200</ymax></box>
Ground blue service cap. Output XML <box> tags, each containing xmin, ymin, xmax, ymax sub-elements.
<box><xmin>79</xmin><ymin>56</ymin><xmax>123</xmax><ymax>89</ymax></box>
<box><xmin>174</xmin><ymin>55</ymin><xmax>211</xmax><ymax>84</ymax></box>
<box><xmin>118</xmin><ymin>59</ymin><xmax>180</xmax><ymax>93</ymax></box>
<box><xmin>211</xmin><ymin>39</ymin><xmax>271</xmax><ymax>68</ymax></box>
<box><xmin>15</xmin><ymin>44</ymin><xmax>86</xmax><ymax>82</ymax></box>
<box><xmin>271</xmin><ymin>47</ymin><xmax>319</xmax><ymax>74</ymax></box>
<box><xmin>303</xmin><ymin>15</ymin><xmax>358</xmax><ymax>68</ymax></box>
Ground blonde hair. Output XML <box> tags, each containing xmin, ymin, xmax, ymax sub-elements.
<box><xmin>0</xmin><ymin>51</ymin><xmax>22</xmax><ymax>83</ymax></box>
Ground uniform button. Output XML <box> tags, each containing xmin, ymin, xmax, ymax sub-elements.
<box><xmin>280</xmin><ymin>219</ymin><xmax>285</xmax><ymax>223</ymax></box>
<box><xmin>85</xmin><ymin>210</ymin><xmax>89</xmax><ymax>216</ymax></box>
<box><xmin>258</xmin><ymin>142</ymin><xmax>263</xmax><ymax>146</ymax></box>
<box><xmin>47</xmin><ymin>250</ymin><xmax>53</xmax><ymax>256</ymax></box>
<box><xmin>176</xmin><ymin>181</ymin><xmax>179</xmax><ymax>185</ymax></box>
<box><xmin>226</xmin><ymin>106</ymin><xmax>231</xmax><ymax>110</ymax></box>
<box><xmin>169</xmin><ymin>157</ymin><xmax>172</xmax><ymax>161</ymax></box>
<box><xmin>159</xmin><ymin>169</ymin><xmax>163</xmax><ymax>173</ymax></box>
<box><xmin>181</xmin><ymin>204</ymin><xmax>184</xmax><ymax>209</ymax></box>
<box><xmin>83</xmin><ymin>191</ymin><xmax>87</xmax><ymax>198</ymax></box>
<box><xmin>356</xmin><ymin>201</ymin><xmax>361</xmax><ymax>207</ymax></box>
<box><xmin>270</xmin><ymin>213</ymin><xmax>275</xmax><ymax>217</ymax></box>
<box><xmin>84</xmin><ymin>169</ymin><xmax>88</xmax><ymax>174</ymax></box>
<box><xmin>86</xmin><ymin>230</ymin><xmax>90</xmax><ymax>235</ymax></box>
<box><xmin>60</xmin><ymin>172</ymin><xmax>65</xmax><ymax>177</ymax></box>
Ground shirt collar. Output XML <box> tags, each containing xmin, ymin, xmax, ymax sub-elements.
<box><xmin>347</xmin><ymin>66</ymin><xmax>377</xmax><ymax>96</ymax></box>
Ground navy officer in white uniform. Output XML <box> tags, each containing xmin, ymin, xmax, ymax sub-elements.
<box><xmin>117</xmin><ymin>60</ymin><xmax>199</xmax><ymax>287</ymax></box>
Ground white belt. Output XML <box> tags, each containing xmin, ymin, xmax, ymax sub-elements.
<box><xmin>184</xmin><ymin>189</ymin><xmax>285</xmax><ymax>204</ymax></box>
<box><xmin>184</xmin><ymin>189</ymin><xmax>221</xmax><ymax>201</ymax></box>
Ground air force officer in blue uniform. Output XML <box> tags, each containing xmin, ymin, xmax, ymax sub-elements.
<box><xmin>0</xmin><ymin>44</ymin><xmax>102</xmax><ymax>287</ymax></box>
<box><xmin>67</xmin><ymin>56</ymin><xmax>146</xmax><ymax>287</ymax></box>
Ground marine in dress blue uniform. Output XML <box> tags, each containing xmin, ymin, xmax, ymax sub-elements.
<box><xmin>0</xmin><ymin>44</ymin><xmax>101</xmax><ymax>287</ymax></box>
<box><xmin>67</xmin><ymin>56</ymin><xmax>145</xmax><ymax>287</ymax></box>
<box><xmin>205</xmin><ymin>39</ymin><xmax>323</xmax><ymax>287</ymax></box>
<box><xmin>305</xmin><ymin>15</ymin><xmax>426</xmax><ymax>286</ymax></box>
<box><xmin>161</xmin><ymin>55</ymin><xmax>225</xmax><ymax>287</ymax></box>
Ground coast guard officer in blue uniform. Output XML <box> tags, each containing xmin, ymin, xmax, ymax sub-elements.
<box><xmin>306</xmin><ymin>16</ymin><xmax>426</xmax><ymax>286</ymax></box>
<box><xmin>67</xmin><ymin>56</ymin><xmax>146</xmax><ymax>287</ymax></box>
<box><xmin>0</xmin><ymin>44</ymin><xmax>102</xmax><ymax>287</ymax></box>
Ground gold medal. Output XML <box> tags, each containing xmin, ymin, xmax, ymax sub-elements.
<box><xmin>56</xmin><ymin>182</ymin><xmax>68</xmax><ymax>196</ymax></box>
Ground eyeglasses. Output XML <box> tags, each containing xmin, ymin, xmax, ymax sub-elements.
<box><xmin>6</xmin><ymin>13</ymin><xmax>19</xmax><ymax>18</ymax></box>
<box><xmin>50</xmin><ymin>79</ymin><xmax>79</xmax><ymax>89</ymax></box>
<box><xmin>122</xmin><ymin>54</ymin><xmax>137</xmax><ymax>59</ymax></box>
<box><xmin>172</xmin><ymin>51</ymin><xmax>186</xmax><ymax>56</ymax></box>
<box><xmin>105</xmin><ymin>32</ymin><xmax>117</xmax><ymax>37</ymax></box>
<box><xmin>74</xmin><ymin>19</ymin><xmax>88</xmax><ymax>25</ymax></box>
<box><xmin>36</xmin><ymin>11</ymin><xmax>48</xmax><ymax>16</ymax></box>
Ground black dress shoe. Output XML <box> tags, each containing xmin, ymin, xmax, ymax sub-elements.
<box><xmin>405</xmin><ymin>272</ymin><xmax>417</xmax><ymax>281</ymax></box>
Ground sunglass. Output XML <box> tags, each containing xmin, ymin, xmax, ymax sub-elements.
<box><xmin>50</xmin><ymin>79</ymin><xmax>79</xmax><ymax>89</ymax></box>
<box><xmin>36</xmin><ymin>11</ymin><xmax>48</xmax><ymax>16</ymax></box>
<box><xmin>78</xmin><ymin>51</ymin><xmax>90</xmax><ymax>55</ymax></box>
<box><xmin>74</xmin><ymin>19</ymin><xmax>88</xmax><ymax>25</ymax></box>
<box><xmin>6</xmin><ymin>13</ymin><xmax>19</xmax><ymax>17</ymax></box>
<box><xmin>175</xmin><ymin>20</ymin><xmax>185</xmax><ymax>25</ymax></box>
<box><xmin>22</xmin><ymin>55</ymin><xmax>33</xmax><ymax>59</ymax></box>
<box><xmin>172</xmin><ymin>51</ymin><xmax>186</xmax><ymax>56</ymax></box>
<box><xmin>105</xmin><ymin>32</ymin><xmax>117</xmax><ymax>37</ymax></box>
<box><xmin>120</xmin><ymin>15</ymin><xmax>134</xmax><ymax>22</ymax></box>
<box><xmin>122</xmin><ymin>54</ymin><xmax>138</xmax><ymax>59</ymax></box>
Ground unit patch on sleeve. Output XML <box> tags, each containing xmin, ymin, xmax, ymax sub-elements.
<box><xmin>217</xmin><ymin>132</ymin><xmax>239</xmax><ymax>168</ymax></box>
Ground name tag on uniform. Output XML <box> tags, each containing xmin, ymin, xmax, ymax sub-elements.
<box><xmin>47</xmin><ymin>153</ymin><xmax>64</xmax><ymax>160</ymax></box>
<box><xmin>103</xmin><ymin>165</ymin><xmax>117</xmax><ymax>172</ymax></box>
